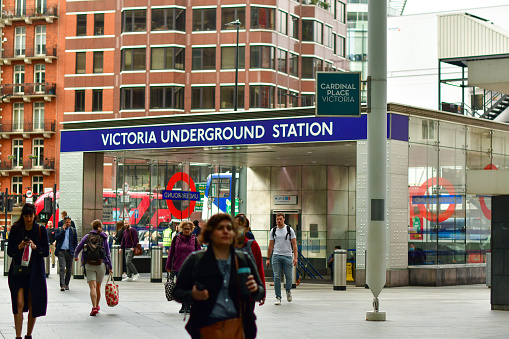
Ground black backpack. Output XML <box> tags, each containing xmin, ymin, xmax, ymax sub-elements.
<box><xmin>85</xmin><ymin>232</ymin><xmax>106</xmax><ymax>265</ymax></box>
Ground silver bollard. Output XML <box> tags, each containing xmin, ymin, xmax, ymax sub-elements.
<box><xmin>333</xmin><ymin>249</ymin><xmax>347</xmax><ymax>291</ymax></box>
<box><xmin>3</xmin><ymin>241</ymin><xmax>11</xmax><ymax>276</ymax></box>
<box><xmin>73</xmin><ymin>252</ymin><xmax>84</xmax><ymax>279</ymax></box>
<box><xmin>44</xmin><ymin>251</ymin><xmax>50</xmax><ymax>277</ymax></box>
<box><xmin>111</xmin><ymin>245</ymin><xmax>123</xmax><ymax>281</ymax></box>
<box><xmin>151</xmin><ymin>246</ymin><xmax>162</xmax><ymax>283</ymax></box>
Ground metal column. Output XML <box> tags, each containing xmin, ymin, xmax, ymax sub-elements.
<box><xmin>366</xmin><ymin>0</ymin><xmax>387</xmax><ymax>321</ymax></box>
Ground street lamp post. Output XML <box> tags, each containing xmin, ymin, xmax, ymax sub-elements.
<box><xmin>227</xmin><ymin>19</ymin><xmax>241</xmax><ymax>111</ymax></box>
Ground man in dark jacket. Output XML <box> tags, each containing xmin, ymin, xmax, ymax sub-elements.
<box><xmin>55</xmin><ymin>216</ymin><xmax>78</xmax><ymax>291</ymax></box>
<box><xmin>120</xmin><ymin>221</ymin><xmax>140</xmax><ymax>282</ymax></box>
<box><xmin>57</xmin><ymin>210</ymin><xmax>75</xmax><ymax>228</ymax></box>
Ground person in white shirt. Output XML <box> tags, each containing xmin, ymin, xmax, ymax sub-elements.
<box><xmin>265</xmin><ymin>212</ymin><xmax>297</xmax><ymax>305</ymax></box>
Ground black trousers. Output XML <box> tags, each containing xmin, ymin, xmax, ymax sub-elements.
<box><xmin>58</xmin><ymin>250</ymin><xmax>73</xmax><ymax>287</ymax></box>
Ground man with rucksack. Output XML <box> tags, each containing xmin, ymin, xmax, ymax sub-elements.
<box><xmin>266</xmin><ymin>212</ymin><xmax>297</xmax><ymax>305</ymax></box>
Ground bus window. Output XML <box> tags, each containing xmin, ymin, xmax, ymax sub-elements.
<box><xmin>208</xmin><ymin>178</ymin><xmax>230</xmax><ymax>198</ymax></box>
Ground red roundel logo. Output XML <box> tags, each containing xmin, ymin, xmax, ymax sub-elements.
<box><xmin>479</xmin><ymin>164</ymin><xmax>497</xmax><ymax>220</ymax></box>
<box><xmin>165</xmin><ymin>172</ymin><xmax>197</xmax><ymax>220</ymax></box>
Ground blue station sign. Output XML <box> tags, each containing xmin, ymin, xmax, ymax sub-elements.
<box><xmin>162</xmin><ymin>190</ymin><xmax>201</xmax><ymax>201</ymax></box>
<box><xmin>412</xmin><ymin>195</ymin><xmax>463</xmax><ymax>205</ymax></box>
<box><xmin>316</xmin><ymin>72</ymin><xmax>361</xmax><ymax>117</ymax></box>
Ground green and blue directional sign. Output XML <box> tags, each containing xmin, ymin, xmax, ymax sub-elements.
<box><xmin>316</xmin><ymin>72</ymin><xmax>361</xmax><ymax>117</ymax></box>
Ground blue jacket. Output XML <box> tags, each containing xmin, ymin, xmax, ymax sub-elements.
<box><xmin>55</xmin><ymin>226</ymin><xmax>78</xmax><ymax>256</ymax></box>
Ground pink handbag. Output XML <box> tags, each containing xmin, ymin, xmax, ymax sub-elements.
<box><xmin>105</xmin><ymin>273</ymin><xmax>119</xmax><ymax>307</ymax></box>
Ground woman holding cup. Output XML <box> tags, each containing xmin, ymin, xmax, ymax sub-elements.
<box><xmin>173</xmin><ymin>213</ymin><xmax>264</xmax><ymax>339</ymax></box>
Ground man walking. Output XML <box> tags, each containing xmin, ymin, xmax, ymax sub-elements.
<box><xmin>120</xmin><ymin>221</ymin><xmax>140</xmax><ymax>282</ymax></box>
<box><xmin>47</xmin><ymin>220</ymin><xmax>56</xmax><ymax>268</ymax></box>
<box><xmin>55</xmin><ymin>216</ymin><xmax>78</xmax><ymax>291</ymax></box>
<box><xmin>58</xmin><ymin>210</ymin><xmax>76</xmax><ymax>228</ymax></box>
<box><xmin>266</xmin><ymin>212</ymin><xmax>298</xmax><ymax>305</ymax></box>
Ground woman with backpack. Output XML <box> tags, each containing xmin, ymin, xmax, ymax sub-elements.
<box><xmin>165</xmin><ymin>220</ymin><xmax>201</xmax><ymax>313</ymax></box>
<box><xmin>233</xmin><ymin>213</ymin><xmax>266</xmax><ymax>306</ymax></box>
<box><xmin>74</xmin><ymin>219</ymin><xmax>112</xmax><ymax>316</ymax></box>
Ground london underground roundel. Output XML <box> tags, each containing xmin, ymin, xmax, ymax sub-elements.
<box><xmin>165</xmin><ymin>172</ymin><xmax>197</xmax><ymax>219</ymax></box>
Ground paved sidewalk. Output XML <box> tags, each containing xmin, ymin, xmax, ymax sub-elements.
<box><xmin>0</xmin><ymin>262</ymin><xmax>508</xmax><ymax>339</ymax></box>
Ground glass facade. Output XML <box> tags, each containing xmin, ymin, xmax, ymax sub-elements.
<box><xmin>408</xmin><ymin>117</ymin><xmax>498</xmax><ymax>266</ymax></box>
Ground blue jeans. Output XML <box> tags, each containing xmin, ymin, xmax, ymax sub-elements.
<box><xmin>272</xmin><ymin>254</ymin><xmax>293</xmax><ymax>299</ymax></box>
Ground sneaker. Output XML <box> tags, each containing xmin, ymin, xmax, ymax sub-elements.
<box><xmin>274</xmin><ymin>297</ymin><xmax>281</xmax><ymax>305</ymax></box>
<box><xmin>122</xmin><ymin>273</ymin><xmax>127</xmax><ymax>279</ymax></box>
<box><xmin>96</xmin><ymin>305</ymin><xmax>100</xmax><ymax>312</ymax></box>
<box><xmin>90</xmin><ymin>307</ymin><xmax>99</xmax><ymax>316</ymax></box>
<box><xmin>65</xmin><ymin>285</ymin><xmax>69</xmax><ymax>290</ymax></box>
<box><xmin>60</xmin><ymin>286</ymin><xmax>65</xmax><ymax>291</ymax></box>
<box><xmin>122</xmin><ymin>276</ymin><xmax>132</xmax><ymax>282</ymax></box>
<box><xmin>132</xmin><ymin>273</ymin><xmax>140</xmax><ymax>281</ymax></box>
<box><xmin>286</xmin><ymin>290</ymin><xmax>292</xmax><ymax>302</ymax></box>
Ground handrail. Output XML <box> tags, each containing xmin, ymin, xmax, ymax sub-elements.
<box><xmin>297</xmin><ymin>249</ymin><xmax>324</xmax><ymax>279</ymax></box>
<box><xmin>297</xmin><ymin>257</ymin><xmax>316</xmax><ymax>279</ymax></box>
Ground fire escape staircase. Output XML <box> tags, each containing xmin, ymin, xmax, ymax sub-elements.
<box><xmin>481</xmin><ymin>92</ymin><xmax>509</xmax><ymax>120</ymax></box>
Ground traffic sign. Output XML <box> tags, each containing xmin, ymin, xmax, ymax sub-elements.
<box><xmin>134</xmin><ymin>209</ymin><xmax>139</xmax><ymax>218</ymax></box>
<box><xmin>119</xmin><ymin>207</ymin><xmax>130</xmax><ymax>221</ymax></box>
<box><xmin>26</xmin><ymin>190</ymin><xmax>33</xmax><ymax>198</ymax></box>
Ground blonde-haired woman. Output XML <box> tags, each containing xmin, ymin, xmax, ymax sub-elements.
<box><xmin>74</xmin><ymin>220</ymin><xmax>112</xmax><ymax>316</ymax></box>
<box><xmin>165</xmin><ymin>220</ymin><xmax>201</xmax><ymax>313</ymax></box>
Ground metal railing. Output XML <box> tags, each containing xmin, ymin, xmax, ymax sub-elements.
<box><xmin>0</xmin><ymin>121</ymin><xmax>55</xmax><ymax>133</ymax></box>
<box><xmin>1</xmin><ymin>46</ymin><xmax>57</xmax><ymax>59</ymax></box>
<box><xmin>1</xmin><ymin>5</ymin><xmax>58</xmax><ymax>19</ymax></box>
<box><xmin>0</xmin><ymin>83</ymin><xmax>56</xmax><ymax>97</ymax></box>
<box><xmin>0</xmin><ymin>158</ymin><xmax>55</xmax><ymax>170</ymax></box>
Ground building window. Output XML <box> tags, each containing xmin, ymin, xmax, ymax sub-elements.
<box><xmin>150</xmin><ymin>86</ymin><xmax>184</xmax><ymax>109</ymax></box>
<box><xmin>324</xmin><ymin>25</ymin><xmax>333</xmax><ymax>48</ymax></box>
<box><xmin>324</xmin><ymin>61</ymin><xmax>333</xmax><ymax>71</ymax></box>
<box><xmin>251</xmin><ymin>7</ymin><xmax>275</xmax><ymax>30</ymax></box>
<box><xmin>122</xmin><ymin>10</ymin><xmax>146</xmax><ymax>32</ymax></box>
<box><xmin>152</xmin><ymin>8</ymin><xmax>185</xmax><ymax>31</ymax></box>
<box><xmin>93</xmin><ymin>51</ymin><xmax>103</xmax><ymax>73</ymax></box>
<box><xmin>16</xmin><ymin>0</ymin><xmax>26</xmax><ymax>16</ymax></box>
<box><xmin>15</xmin><ymin>26</ymin><xmax>26</xmax><ymax>56</ymax></box>
<box><xmin>250</xmin><ymin>46</ymin><xmax>274</xmax><ymax>69</ymax></box>
<box><xmin>33</xmin><ymin>102</ymin><xmax>44</xmax><ymax>130</ymax></box>
<box><xmin>94</xmin><ymin>13</ymin><xmax>104</xmax><ymax>35</ymax></box>
<box><xmin>277</xmin><ymin>49</ymin><xmax>287</xmax><ymax>73</ymax></box>
<box><xmin>151</xmin><ymin>47</ymin><xmax>185</xmax><ymax>70</ymax></box>
<box><xmin>12</xmin><ymin>176</ymin><xmax>23</xmax><ymax>196</ymax></box>
<box><xmin>302</xmin><ymin>19</ymin><xmax>323</xmax><ymax>44</ymax></box>
<box><xmin>76</xmin><ymin>52</ymin><xmax>86</xmax><ymax>74</ymax></box>
<box><xmin>13</xmin><ymin>65</ymin><xmax>25</xmax><ymax>94</ymax></box>
<box><xmin>75</xmin><ymin>90</ymin><xmax>85</xmax><ymax>111</ymax></box>
<box><xmin>290</xmin><ymin>15</ymin><xmax>299</xmax><ymax>39</ymax></box>
<box><xmin>302</xmin><ymin>57</ymin><xmax>322</xmax><ymax>79</ymax></box>
<box><xmin>92</xmin><ymin>90</ymin><xmax>103</xmax><ymax>112</ymax></box>
<box><xmin>289</xmin><ymin>53</ymin><xmax>298</xmax><ymax>77</ymax></box>
<box><xmin>220</xmin><ymin>86</ymin><xmax>245</xmax><ymax>109</ymax></box>
<box><xmin>301</xmin><ymin>94</ymin><xmax>315</xmax><ymax>107</ymax></box>
<box><xmin>35</xmin><ymin>0</ymin><xmax>46</xmax><ymax>14</ymax></box>
<box><xmin>221</xmin><ymin>7</ymin><xmax>245</xmax><ymax>30</ymax></box>
<box><xmin>221</xmin><ymin>46</ymin><xmax>245</xmax><ymax>69</ymax></box>
<box><xmin>122</xmin><ymin>48</ymin><xmax>146</xmax><ymax>71</ymax></box>
<box><xmin>193</xmin><ymin>8</ymin><xmax>216</xmax><ymax>31</ymax></box>
<box><xmin>192</xmin><ymin>47</ymin><xmax>216</xmax><ymax>70</ymax></box>
<box><xmin>32</xmin><ymin>139</ymin><xmax>44</xmax><ymax>167</ymax></box>
<box><xmin>32</xmin><ymin>176</ymin><xmax>43</xmax><ymax>195</ymax></box>
<box><xmin>192</xmin><ymin>87</ymin><xmax>215</xmax><ymax>109</ymax></box>
<box><xmin>34</xmin><ymin>25</ymin><xmax>46</xmax><ymax>55</ymax></box>
<box><xmin>77</xmin><ymin>14</ymin><xmax>87</xmax><ymax>36</ymax></box>
<box><xmin>337</xmin><ymin>35</ymin><xmax>345</xmax><ymax>57</ymax></box>
<box><xmin>12</xmin><ymin>139</ymin><xmax>23</xmax><ymax>167</ymax></box>
<box><xmin>278</xmin><ymin>10</ymin><xmax>287</xmax><ymax>35</ymax></box>
<box><xmin>13</xmin><ymin>103</ymin><xmax>24</xmax><ymax>131</ymax></box>
<box><xmin>121</xmin><ymin>87</ymin><xmax>145</xmax><ymax>110</ymax></box>
<box><xmin>277</xmin><ymin>88</ymin><xmax>287</xmax><ymax>108</ymax></box>
<box><xmin>34</xmin><ymin>64</ymin><xmax>45</xmax><ymax>93</ymax></box>
<box><xmin>249</xmin><ymin>86</ymin><xmax>274</xmax><ymax>108</ymax></box>
<box><xmin>336</xmin><ymin>1</ymin><xmax>346</xmax><ymax>23</ymax></box>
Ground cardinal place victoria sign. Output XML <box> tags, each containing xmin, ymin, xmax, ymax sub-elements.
<box><xmin>316</xmin><ymin>72</ymin><xmax>361</xmax><ymax>117</ymax></box>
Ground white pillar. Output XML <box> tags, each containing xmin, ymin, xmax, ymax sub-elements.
<box><xmin>366</xmin><ymin>0</ymin><xmax>387</xmax><ymax>321</ymax></box>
